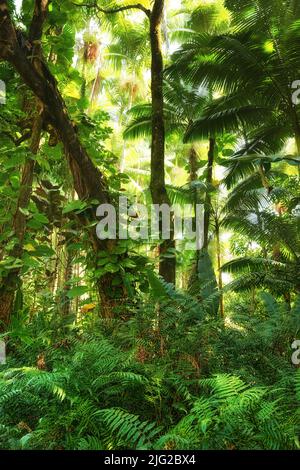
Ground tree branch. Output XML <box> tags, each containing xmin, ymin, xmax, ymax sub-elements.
<box><xmin>29</xmin><ymin>0</ymin><xmax>50</xmax><ymax>43</ymax></box>
<box><xmin>72</xmin><ymin>1</ymin><xmax>151</xmax><ymax>18</ymax></box>
<box><xmin>0</xmin><ymin>0</ymin><xmax>18</xmax><ymax>60</ymax></box>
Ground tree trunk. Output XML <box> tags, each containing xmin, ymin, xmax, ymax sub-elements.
<box><xmin>62</xmin><ymin>248</ymin><xmax>73</xmax><ymax>316</ymax></box>
<box><xmin>189</xmin><ymin>145</ymin><xmax>198</xmax><ymax>183</ymax></box>
<box><xmin>0</xmin><ymin>1</ymin><xmax>47</xmax><ymax>330</ymax></box>
<box><xmin>0</xmin><ymin>113</ymin><xmax>43</xmax><ymax>331</ymax></box>
<box><xmin>187</xmin><ymin>145</ymin><xmax>202</xmax><ymax>289</ymax></box>
<box><xmin>215</xmin><ymin>221</ymin><xmax>224</xmax><ymax>318</ymax></box>
<box><xmin>203</xmin><ymin>137</ymin><xmax>215</xmax><ymax>249</ymax></box>
<box><xmin>150</xmin><ymin>0</ymin><xmax>176</xmax><ymax>285</ymax></box>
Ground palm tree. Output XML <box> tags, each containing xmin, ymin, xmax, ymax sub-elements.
<box><xmin>215</xmin><ymin>150</ymin><xmax>300</xmax><ymax>303</ymax></box>
<box><xmin>222</xmin><ymin>210</ymin><xmax>300</xmax><ymax>300</ymax></box>
<box><xmin>167</xmin><ymin>0</ymin><xmax>300</xmax><ymax>158</ymax></box>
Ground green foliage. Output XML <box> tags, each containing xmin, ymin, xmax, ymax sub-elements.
<box><xmin>2</xmin><ymin>306</ymin><xmax>299</xmax><ymax>451</ymax></box>
<box><xmin>1</xmin><ymin>0</ymin><xmax>300</xmax><ymax>453</ymax></box>
<box><xmin>158</xmin><ymin>372</ymin><xmax>300</xmax><ymax>450</ymax></box>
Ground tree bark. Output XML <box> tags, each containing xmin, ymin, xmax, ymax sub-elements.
<box><xmin>0</xmin><ymin>113</ymin><xmax>43</xmax><ymax>331</ymax></box>
<box><xmin>61</xmin><ymin>248</ymin><xmax>73</xmax><ymax>316</ymax></box>
<box><xmin>189</xmin><ymin>145</ymin><xmax>198</xmax><ymax>183</ymax></box>
<box><xmin>215</xmin><ymin>220</ymin><xmax>224</xmax><ymax>318</ymax></box>
<box><xmin>203</xmin><ymin>137</ymin><xmax>215</xmax><ymax>249</ymax></box>
<box><xmin>150</xmin><ymin>0</ymin><xmax>176</xmax><ymax>285</ymax></box>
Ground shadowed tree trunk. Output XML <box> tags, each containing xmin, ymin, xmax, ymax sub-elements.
<box><xmin>188</xmin><ymin>144</ymin><xmax>202</xmax><ymax>251</ymax></box>
<box><xmin>215</xmin><ymin>219</ymin><xmax>224</xmax><ymax>317</ymax></box>
<box><xmin>0</xmin><ymin>1</ymin><xmax>47</xmax><ymax>330</ymax></box>
<box><xmin>189</xmin><ymin>145</ymin><xmax>198</xmax><ymax>183</ymax></box>
<box><xmin>91</xmin><ymin>0</ymin><xmax>176</xmax><ymax>285</ymax></box>
<box><xmin>61</xmin><ymin>247</ymin><xmax>73</xmax><ymax>316</ymax></box>
<box><xmin>0</xmin><ymin>112</ymin><xmax>43</xmax><ymax>330</ymax></box>
<box><xmin>203</xmin><ymin>136</ymin><xmax>215</xmax><ymax>250</ymax></box>
<box><xmin>188</xmin><ymin>138</ymin><xmax>218</xmax><ymax>305</ymax></box>
<box><xmin>150</xmin><ymin>0</ymin><xmax>176</xmax><ymax>284</ymax></box>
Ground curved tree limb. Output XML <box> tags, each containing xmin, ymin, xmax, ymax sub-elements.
<box><xmin>72</xmin><ymin>1</ymin><xmax>151</xmax><ymax>17</ymax></box>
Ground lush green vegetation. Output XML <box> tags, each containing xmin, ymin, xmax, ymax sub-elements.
<box><xmin>0</xmin><ymin>0</ymin><xmax>300</xmax><ymax>451</ymax></box>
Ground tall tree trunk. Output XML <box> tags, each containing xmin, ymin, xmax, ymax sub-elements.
<box><xmin>189</xmin><ymin>145</ymin><xmax>201</xmax><ymax>243</ymax></box>
<box><xmin>189</xmin><ymin>145</ymin><xmax>198</xmax><ymax>183</ymax></box>
<box><xmin>62</xmin><ymin>247</ymin><xmax>73</xmax><ymax>316</ymax></box>
<box><xmin>187</xmin><ymin>145</ymin><xmax>201</xmax><ymax>290</ymax></box>
<box><xmin>0</xmin><ymin>113</ymin><xmax>43</xmax><ymax>330</ymax></box>
<box><xmin>0</xmin><ymin>0</ymin><xmax>49</xmax><ymax>330</ymax></box>
<box><xmin>215</xmin><ymin>220</ymin><xmax>224</xmax><ymax>318</ymax></box>
<box><xmin>150</xmin><ymin>0</ymin><xmax>176</xmax><ymax>285</ymax></box>
<box><xmin>203</xmin><ymin>137</ymin><xmax>215</xmax><ymax>250</ymax></box>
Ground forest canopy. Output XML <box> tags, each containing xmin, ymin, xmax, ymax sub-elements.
<box><xmin>0</xmin><ymin>0</ymin><xmax>300</xmax><ymax>452</ymax></box>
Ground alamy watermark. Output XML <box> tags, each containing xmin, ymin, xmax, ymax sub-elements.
<box><xmin>0</xmin><ymin>340</ymin><xmax>6</xmax><ymax>365</ymax></box>
<box><xmin>0</xmin><ymin>80</ymin><xmax>6</xmax><ymax>105</ymax></box>
<box><xmin>292</xmin><ymin>80</ymin><xmax>300</xmax><ymax>105</ymax></box>
<box><xmin>291</xmin><ymin>340</ymin><xmax>300</xmax><ymax>365</ymax></box>
<box><xmin>96</xmin><ymin>197</ymin><xmax>204</xmax><ymax>250</ymax></box>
